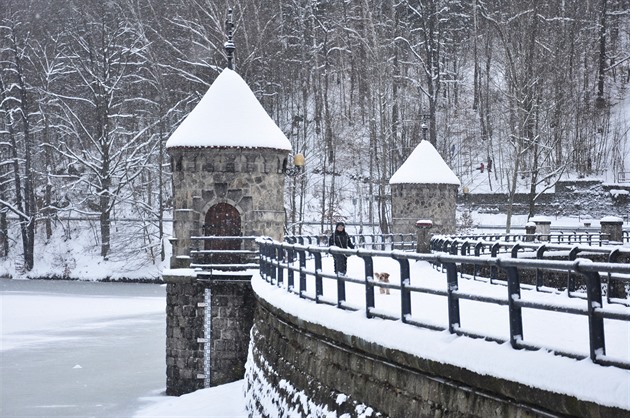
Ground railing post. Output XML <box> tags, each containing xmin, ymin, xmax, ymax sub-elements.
<box><xmin>265</xmin><ymin>243</ymin><xmax>273</xmax><ymax>282</ymax></box>
<box><xmin>313</xmin><ymin>252</ymin><xmax>323</xmax><ymax>302</ymax></box>
<box><xmin>567</xmin><ymin>247</ymin><xmax>580</xmax><ymax>297</ymax></box>
<box><xmin>583</xmin><ymin>270</ymin><xmax>606</xmax><ymax>363</ymax></box>
<box><xmin>258</xmin><ymin>242</ymin><xmax>268</xmax><ymax>281</ymax></box>
<box><xmin>536</xmin><ymin>245</ymin><xmax>547</xmax><ymax>290</ymax></box>
<box><xmin>461</xmin><ymin>241</ymin><xmax>470</xmax><ymax>256</ymax></box>
<box><xmin>607</xmin><ymin>249</ymin><xmax>624</xmax><ymax>301</ymax></box>
<box><xmin>287</xmin><ymin>247</ymin><xmax>295</xmax><ymax>292</ymax></box>
<box><xmin>276</xmin><ymin>246</ymin><xmax>284</xmax><ymax>287</ymax></box>
<box><xmin>298</xmin><ymin>249</ymin><xmax>306</xmax><ymax>298</ymax></box>
<box><xmin>362</xmin><ymin>255</ymin><xmax>374</xmax><ymax>317</ymax></box>
<box><xmin>397</xmin><ymin>258</ymin><xmax>411</xmax><ymax>323</ymax></box>
<box><xmin>337</xmin><ymin>270</ymin><xmax>347</xmax><ymax>307</ymax></box>
<box><xmin>506</xmin><ymin>265</ymin><xmax>524</xmax><ymax>349</ymax></box>
<box><xmin>269</xmin><ymin>245</ymin><xmax>277</xmax><ymax>284</ymax></box>
<box><xmin>490</xmin><ymin>242</ymin><xmax>500</xmax><ymax>283</ymax></box>
<box><xmin>473</xmin><ymin>242</ymin><xmax>483</xmax><ymax>279</ymax></box>
<box><xmin>445</xmin><ymin>261</ymin><xmax>461</xmax><ymax>334</ymax></box>
<box><xmin>510</xmin><ymin>243</ymin><xmax>521</xmax><ymax>259</ymax></box>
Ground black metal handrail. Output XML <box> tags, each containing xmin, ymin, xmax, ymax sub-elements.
<box><xmin>430</xmin><ymin>236</ymin><xmax>630</xmax><ymax>305</ymax></box>
<box><xmin>257</xmin><ymin>238</ymin><xmax>630</xmax><ymax>370</ymax></box>
<box><xmin>434</xmin><ymin>231</ymin><xmax>616</xmax><ymax>246</ymax></box>
<box><xmin>188</xmin><ymin>234</ymin><xmax>417</xmax><ymax>271</ymax></box>
<box><xmin>190</xmin><ymin>236</ymin><xmax>260</xmax><ymax>271</ymax></box>
<box><xmin>285</xmin><ymin>233</ymin><xmax>416</xmax><ymax>251</ymax></box>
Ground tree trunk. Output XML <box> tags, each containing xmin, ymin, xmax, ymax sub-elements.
<box><xmin>596</xmin><ymin>0</ymin><xmax>608</xmax><ymax>107</ymax></box>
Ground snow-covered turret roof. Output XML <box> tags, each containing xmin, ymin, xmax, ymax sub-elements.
<box><xmin>389</xmin><ymin>140</ymin><xmax>461</xmax><ymax>186</ymax></box>
<box><xmin>166</xmin><ymin>68</ymin><xmax>292</xmax><ymax>151</ymax></box>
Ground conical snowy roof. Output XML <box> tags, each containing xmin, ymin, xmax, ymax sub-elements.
<box><xmin>389</xmin><ymin>140</ymin><xmax>460</xmax><ymax>186</ymax></box>
<box><xmin>166</xmin><ymin>68</ymin><xmax>291</xmax><ymax>151</ymax></box>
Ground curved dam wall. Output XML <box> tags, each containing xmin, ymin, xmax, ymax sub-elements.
<box><xmin>244</xmin><ymin>281</ymin><xmax>626</xmax><ymax>417</ymax></box>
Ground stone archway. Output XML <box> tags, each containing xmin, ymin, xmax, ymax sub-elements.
<box><xmin>203</xmin><ymin>202</ymin><xmax>242</xmax><ymax>265</ymax></box>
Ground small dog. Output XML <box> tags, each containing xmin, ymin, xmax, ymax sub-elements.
<box><xmin>374</xmin><ymin>272</ymin><xmax>391</xmax><ymax>295</ymax></box>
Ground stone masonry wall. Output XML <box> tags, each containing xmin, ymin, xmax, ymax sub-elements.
<box><xmin>165</xmin><ymin>276</ymin><xmax>205</xmax><ymax>396</ymax></box>
<box><xmin>245</xmin><ymin>295</ymin><xmax>626</xmax><ymax>418</ymax></box>
<box><xmin>459</xmin><ymin>179</ymin><xmax>630</xmax><ymax>219</ymax></box>
<box><xmin>392</xmin><ymin>183</ymin><xmax>458</xmax><ymax>236</ymax></box>
<box><xmin>208</xmin><ymin>279</ymin><xmax>257</xmax><ymax>386</ymax></box>
<box><xmin>165</xmin><ymin>273</ymin><xmax>256</xmax><ymax>395</ymax></box>
<box><xmin>169</xmin><ymin>147</ymin><xmax>288</xmax><ymax>268</ymax></box>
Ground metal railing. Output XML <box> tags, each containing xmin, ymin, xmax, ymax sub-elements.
<box><xmin>431</xmin><ymin>236</ymin><xmax>630</xmax><ymax>305</ymax></box>
<box><xmin>188</xmin><ymin>233</ymin><xmax>416</xmax><ymax>271</ymax></box>
<box><xmin>257</xmin><ymin>238</ymin><xmax>630</xmax><ymax>370</ymax></box>
<box><xmin>285</xmin><ymin>233</ymin><xmax>417</xmax><ymax>251</ymax></box>
<box><xmin>437</xmin><ymin>231</ymin><xmax>620</xmax><ymax>245</ymax></box>
<box><xmin>190</xmin><ymin>236</ymin><xmax>260</xmax><ymax>271</ymax></box>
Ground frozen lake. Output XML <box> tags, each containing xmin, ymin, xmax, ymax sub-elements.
<box><xmin>0</xmin><ymin>279</ymin><xmax>166</xmax><ymax>417</ymax></box>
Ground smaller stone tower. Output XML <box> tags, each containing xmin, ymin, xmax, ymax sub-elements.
<box><xmin>390</xmin><ymin>140</ymin><xmax>460</xmax><ymax>236</ymax></box>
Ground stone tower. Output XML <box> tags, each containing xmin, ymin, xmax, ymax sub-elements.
<box><xmin>163</xmin><ymin>68</ymin><xmax>292</xmax><ymax>395</ymax></box>
<box><xmin>390</xmin><ymin>140</ymin><xmax>460</xmax><ymax>236</ymax></box>
<box><xmin>167</xmin><ymin>68</ymin><xmax>292</xmax><ymax>268</ymax></box>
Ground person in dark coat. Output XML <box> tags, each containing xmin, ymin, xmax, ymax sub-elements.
<box><xmin>328</xmin><ymin>222</ymin><xmax>354</xmax><ymax>275</ymax></box>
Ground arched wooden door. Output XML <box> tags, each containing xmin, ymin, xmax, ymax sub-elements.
<box><xmin>204</xmin><ymin>203</ymin><xmax>241</xmax><ymax>265</ymax></box>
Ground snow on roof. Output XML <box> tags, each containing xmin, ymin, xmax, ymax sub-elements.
<box><xmin>529</xmin><ymin>216</ymin><xmax>552</xmax><ymax>223</ymax></box>
<box><xmin>601</xmin><ymin>216</ymin><xmax>623</xmax><ymax>222</ymax></box>
<box><xmin>389</xmin><ymin>140</ymin><xmax>461</xmax><ymax>186</ymax></box>
<box><xmin>166</xmin><ymin>68</ymin><xmax>292</xmax><ymax>151</ymax></box>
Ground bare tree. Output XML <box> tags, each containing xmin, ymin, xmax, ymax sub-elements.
<box><xmin>48</xmin><ymin>0</ymin><xmax>160</xmax><ymax>258</ymax></box>
<box><xmin>0</xmin><ymin>15</ymin><xmax>37</xmax><ymax>270</ymax></box>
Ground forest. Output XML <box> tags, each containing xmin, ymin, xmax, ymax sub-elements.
<box><xmin>1</xmin><ymin>0</ymin><xmax>629</xmax><ymax>272</ymax></box>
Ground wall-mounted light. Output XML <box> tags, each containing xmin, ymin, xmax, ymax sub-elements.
<box><xmin>285</xmin><ymin>153</ymin><xmax>305</xmax><ymax>176</ymax></box>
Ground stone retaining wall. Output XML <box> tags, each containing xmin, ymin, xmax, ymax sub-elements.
<box><xmin>460</xmin><ymin>179</ymin><xmax>630</xmax><ymax>219</ymax></box>
<box><xmin>245</xmin><ymin>294</ymin><xmax>626</xmax><ymax>417</ymax></box>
